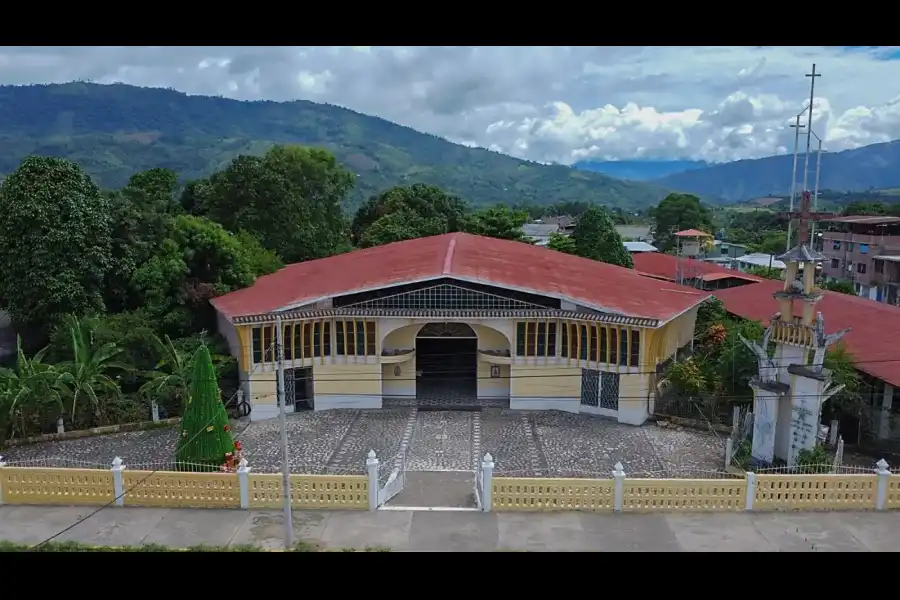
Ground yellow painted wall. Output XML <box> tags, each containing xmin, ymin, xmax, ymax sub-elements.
<box><xmin>510</xmin><ymin>365</ymin><xmax>581</xmax><ymax>399</ymax></box>
<box><xmin>618</xmin><ymin>372</ymin><xmax>651</xmax><ymax>422</ymax></box>
<box><xmin>472</xmin><ymin>324</ymin><xmax>511</xmax><ymax>398</ymax></box>
<box><xmin>645</xmin><ymin>307</ymin><xmax>699</xmax><ymax>368</ymax></box>
<box><xmin>381</xmin><ymin>324</ymin><xmax>417</xmax><ymax>397</ymax></box>
<box><xmin>250</xmin><ymin>373</ymin><xmax>278</xmax><ymax>407</ymax></box>
<box><xmin>314</xmin><ymin>363</ymin><xmax>381</xmax><ymax>397</ymax></box>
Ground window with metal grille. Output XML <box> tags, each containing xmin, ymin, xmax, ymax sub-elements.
<box><xmin>580</xmin><ymin>368</ymin><xmax>600</xmax><ymax>406</ymax></box>
<box><xmin>345</xmin><ymin>282</ymin><xmax>548</xmax><ymax>311</ymax></box>
<box><xmin>600</xmin><ymin>372</ymin><xmax>620</xmax><ymax>410</ymax></box>
<box><xmin>335</xmin><ymin>321</ymin><xmax>376</xmax><ymax>356</ymax></box>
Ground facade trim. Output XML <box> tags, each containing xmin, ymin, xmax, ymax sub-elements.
<box><xmin>231</xmin><ymin>308</ymin><xmax>659</xmax><ymax>328</ymax></box>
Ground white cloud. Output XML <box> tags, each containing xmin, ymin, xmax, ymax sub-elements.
<box><xmin>0</xmin><ymin>46</ymin><xmax>897</xmax><ymax>164</ymax></box>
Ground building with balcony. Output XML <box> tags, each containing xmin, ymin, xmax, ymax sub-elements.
<box><xmin>210</xmin><ymin>233</ymin><xmax>707</xmax><ymax>426</ymax></box>
<box><xmin>819</xmin><ymin>215</ymin><xmax>900</xmax><ymax>303</ymax></box>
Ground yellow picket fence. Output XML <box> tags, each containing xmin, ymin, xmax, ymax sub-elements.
<box><xmin>0</xmin><ymin>466</ymin><xmax>367</xmax><ymax>510</ymax></box>
<box><xmin>492</xmin><ymin>472</ymin><xmax>888</xmax><ymax>513</ymax></box>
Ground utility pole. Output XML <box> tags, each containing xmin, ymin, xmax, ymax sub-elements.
<box><xmin>274</xmin><ymin>315</ymin><xmax>294</xmax><ymax>549</ymax></box>
<box><xmin>801</xmin><ymin>64</ymin><xmax>821</xmax><ymax>206</ymax></box>
<box><xmin>810</xmin><ymin>134</ymin><xmax>824</xmax><ymax>248</ymax></box>
<box><xmin>786</xmin><ymin>114</ymin><xmax>806</xmax><ymax>251</ymax></box>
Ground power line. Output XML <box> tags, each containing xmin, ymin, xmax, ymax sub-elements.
<box><xmin>30</xmin><ymin>340</ymin><xmax>280</xmax><ymax>550</ymax></box>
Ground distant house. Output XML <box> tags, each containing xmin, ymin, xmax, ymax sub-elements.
<box><xmin>623</xmin><ymin>241</ymin><xmax>657</xmax><ymax>253</ymax></box>
<box><xmin>704</xmin><ymin>240</ymin><xmax>749</xmax><ymax>260</ymax></box>
<box><xmin>521</xmin><ymin>222</ymin><xmax>560</xmax><ymax>246</ymax></box>
<box><xmin>616</xmin><ymin>225</ymin><xmax>652</xmax><ymax>242</ymax></box>
<box><xmin>733</xmin><ymin>253</ymin><xmax>786</xmax><ymax>272</ymax></box>
<box><xmin>632</xmin><ymin>253</ymin><xmax>761</xmax><ymax>291</ymax></box>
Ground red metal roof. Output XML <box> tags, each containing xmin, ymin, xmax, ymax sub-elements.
<box><xmin>674</xmin><ymin>228</ymin><xmax>712</xmax><ymax>238</ymax></box>
<box><xmin>820</xmin><ymin>215</ymin><xmax>900</xmax><ymax>225</ymax></box>
<box><xmin>632</xmin><ymin>253</ymin><xmax>762</xmax><ymax>284</ymax></box>
<box><xmin>714</xmin><ymin>281</ymin><xmax>900</xmax><ymax>387</ymax></box>
<box><xmin>211</xmin><ymin>232</ymin><xmax>708</xmax><ymax>323</ymax></box>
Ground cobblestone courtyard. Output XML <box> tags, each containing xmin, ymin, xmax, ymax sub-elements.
<box><xmin>1</xmin><ymin>409</ymin><xmax>726</xmax><ymax>477</ymax></box>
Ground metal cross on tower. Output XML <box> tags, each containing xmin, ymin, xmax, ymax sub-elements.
<box><xmin>780</xmin><ymin>190</ymin><xmax>837</xmax><ymax>248</ymax></box>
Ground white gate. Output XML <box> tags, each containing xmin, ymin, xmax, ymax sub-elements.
<box><xmin>377</xmin><ymin>446</ymin><xmax>407</xmax><ymax>507</ymax></box>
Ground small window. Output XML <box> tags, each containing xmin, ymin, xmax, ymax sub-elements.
<box><xmin>282</xmin><ymin>325</ymin><xmax>293</xmax><ymax>360</ymax></box>
<box><xmin>832</xmin><ymin>240</ymin><xmax>841</xmax><ymax>250</ymax></box>
<box><xmin>630</xmin><ymin>330</ymin><xmax>640</xmax><ymax>367</ymax></box>
<box><xmin>847</xmin><ymin>242</ymin><xmax>855</xmax><ymax>252</ymax></box>
<box><xmin>618</xmin><ymin>328</ymin><xmax>629</xmax><ymax>366</ymax></box>
<box><xmin>560</xmin><ymin>323</ymin><xmax>569</xmax><ymax>357</ymax></box>
<box><xmin>252</xmin><ymin>327</ymin><xmax>262</xmax><ymax>363</ymax></box>
<box><xmin>830</xmin><ymin>258</ymin><xmax>840</xmax><ymax>269</ymax></box>
<box><xmin>860</xmin><ymin>243</ymin><xmax>869</xmax><ymax>255</ymax></box>
<box><xmin>857</xmin><ymin>262</ymin><xmax>867</xmax><ymax>274</ymax></box>
<box><xmin>609</xmin><ymin>329</ymin><xmax>618</xmax><ymax>364</ymax></box>
<box><xmin>366</xmin><ymin>322</ymin><xmax>376</xmax><ymax>355</ymax></box>
<box><xmin>516</xmin><ymin>322</ymin><xmax>526</xmax><ymax>356</ymax></box>
<box><xmin>875</xmin><ymin>260</ymin><xmax>884</xmax><ymax>274</ymax></box>
<box><xmin>720</xmin><ymin>246</ymin><xmax>729</xmax><ymax>255</ymax></box>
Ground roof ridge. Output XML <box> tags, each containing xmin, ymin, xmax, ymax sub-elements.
<box><xmin>442</xmin><ymin>235</ymin><xmax>458</xmax><ymax>275</ymax></box>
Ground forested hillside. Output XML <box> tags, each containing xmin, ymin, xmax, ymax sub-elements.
<box><xmin>0</xmin><ymin>82</ymin><xmax>669</xmax><ymax>209</ymax></box>
<box><xmin>653</xmin><ymin>140</ymin><xmax>900</xmax><ymax>202</ymax></box>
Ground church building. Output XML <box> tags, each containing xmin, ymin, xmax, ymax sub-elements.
<box><xmin>211</xmin><ymin>232</ymin><xmax>708</xmax><ymax>426</ymax></box>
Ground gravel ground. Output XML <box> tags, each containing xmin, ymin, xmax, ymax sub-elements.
<box><xmin>1</xmin><ymin>409</ymin><xmax>725</xmax><ymax>478</ymax></box>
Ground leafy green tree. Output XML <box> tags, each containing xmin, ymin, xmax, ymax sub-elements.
<box><xmin>546</xmin><ymin>232</ymin><xmax>577</xmax><ymax>255</ymax></box>
<box><xmin>650</xmin><ymin>193</ymin><xmax>714</xmax><ymax>252</ymax></box>
<box><xmin>131</xmin><ymin>215</ymin><xmax>280</xmax><ymax>337</ymax></box>
<box><xmin>351</xmin><ymin>184</ymin><xmax>468</xmax><ymax>246</ymax></box>
<box><xmin>463</xmin><ymin>207</ymin><xmax>530</xmax><ymax>241</ymax></box>
<box><xmin>105</xmin><ymin>169</ymin><xmax>180</xmax><ymax>312</ymax></box>
<box><xmin>822</xmin><ymin>279</ymin><xmax>855</xmax><ymax>295</ymax></box>
<box><xmin>57</xmin><ymin>315</ymin><xmax>128</xmax><ymax>425</ymax></box>
<box><xmin>570</xmin><ymin>207</ymin><xmax>633</xmax><ymax>268</ymax></box>
<box><xmin>192</xmin><ymin>146</ymin><xmax>352</xmax><ymax>263</ymax></box>
<box><xmin>175</xmin><ymin>344</ymin><xmax>235</xmax><ymax>470</ymax></box>
<box><xmin>0</xmin><ymin>156</ymin><xmax>113</xmax><ymax>331</ymax></box>
<box><xmin>751</xmin><ymin>231</ymin><xmax>788</xmax><ymax>256</ymax></box>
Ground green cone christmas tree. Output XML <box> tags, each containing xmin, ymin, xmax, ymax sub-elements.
<box><xmin>175</xmin><ymin>345</ymin><xmax>235</xmax><ymax>471</ymax></box>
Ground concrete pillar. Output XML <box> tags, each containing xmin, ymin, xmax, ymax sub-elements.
<box><xmin>612</xmin><ymin>462</ymin><xmax>625</xmax><ymax>512</ymax></box>
<box><xmin>111</xmin><ymin>457</ymin><xmax>126</xmax><ymax>507</ymax></box>
<box><xmin>366</xmin><ymin>450</ymin><xmax>379</xmax><ymax>512</ymax></box>
<box><xmin>237</xmin><ymin>458</ymin><xmax>252</xmax><ymax>509</ymax></box>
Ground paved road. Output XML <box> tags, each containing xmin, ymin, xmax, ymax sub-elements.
<box><xmin>2</xmin><ymin>505</ymin><xmax>899</xmax><ymax>551</ymax></box>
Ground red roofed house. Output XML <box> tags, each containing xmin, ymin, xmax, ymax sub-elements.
<box><xmin>632</xmin><ymin>252</ymin><xmax>762</xmax><ymax>291</ymax></box>
<box><xmin>211</xmin><ymin>232</ymin><xmax>709</xmax><ymax>426</ymax></box>
<box><xmin>714</xmin><ymin>279</ymin><xmax>900</xmax><ymax>445</ymax></box>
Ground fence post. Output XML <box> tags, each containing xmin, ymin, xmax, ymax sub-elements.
<box><xmin>481</xmin><ymin>453</ymin><xmax>494</xmax><ymax>512</ymax></box>
<box><xmin>745</xmin><ymin>471</ymin><xmax>757</xmax><ymax>511</ymax></box>
<box><xmin>832</xmin><ymin>437</ymin><xmax>844</xmax><ymax>473</ymax></box>
<box><xmin>732</xmin><ymin>406</ymin><xmax>740</xmax><ymax>438</ymax></box>
<box><xmin>829</xmin><ymin>420</ymin><xmax>840</xmax><ymax>446</ymax></box>
<box><xmin>366</xmin><ymin>450</ymin><xmax>379</xmax><ymax>512</ymax></box>
<box><xmin>237</xmin><ymin>458</ymin><xmax>252</xmax><ymax>509</ymax></box>
<box><xmin>725</xmin><ymin>438</ymin><xmax>734</xmax><ymax>469</ymax></box>
<box><xmin>0</xmin><ymin>455</ymin><xmax>6</xmax><ymax>506</ymax></box>
<box><xmin>612</xmin><ymin>462</ymin><xmax>625</xmax><ymax>512</ymax></box>
<box><xmin>875</xmin><ymin>459</ymin><xmax>891</xmax><ymax>511</ymax></box>
<box><xmin>111</xmin><ymin>457</ymin><xmax>126</xmax><ymax>507</ymax></box>
<box><xmin>56</xmin><ymin>417</ymin><xmax>65</xmax><ymax>434</ymax></box>
<box><xmin>150</xmin><ymin>401</ymin><xmax>160</xmax><ymax>423</ymax></box>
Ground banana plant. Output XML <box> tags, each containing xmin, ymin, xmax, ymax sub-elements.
<box><xmin>139</xmin><ymin>333</ymin><xmax>199</xmax><ymax>413</ymax></box>
<box><xmin>57</xmin><ymin>315</ymin><xmax>130</xmax><ymax>424</ymax></box>
<box><xmin>0</xmin><ymin>336</ymin><xmax>67</xmax><ymax>438</ymax></box>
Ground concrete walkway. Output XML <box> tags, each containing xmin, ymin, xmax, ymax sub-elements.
<box><xmin>1</xmin><ymin>505</ymin><xmax>899</xmax><ymax>551</ymax></box>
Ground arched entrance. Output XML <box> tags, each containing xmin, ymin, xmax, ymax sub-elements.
<box><xmin>416</xmin><ymin>322</ymin><xmax>478</xmax><ymax>405</ymax></box>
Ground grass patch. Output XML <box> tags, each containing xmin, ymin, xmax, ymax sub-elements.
<box><xmin>0</xmin><ymin>540</ymin><xmax>389</xmax><ymax>552</ymax></box>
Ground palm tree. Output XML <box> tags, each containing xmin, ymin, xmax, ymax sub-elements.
<box><xmin>139</xmin><ymin>333</ymin><xmax>198</xmax><ymax>418</ymax></box>
<box><xmin>0</xmin><ymin>336</ymin><xmax>67</xmax><ymax>439</ymax></box>
<box><xmin>58</xmin><ymin>315</ymin><xmax>129</xmax><ymax>425</ymax></box>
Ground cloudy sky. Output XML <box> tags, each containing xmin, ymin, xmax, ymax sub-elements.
<box><xmin>2</xmin><ymin>46</ymin><xmax>899</xmax><ymax>165</ymax></box>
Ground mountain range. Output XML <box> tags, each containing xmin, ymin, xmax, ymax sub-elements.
<box><xmin>651</xmin><ymin>140</ymin><xmax>900</xmax><ymax>202</ymax></box>
<box><xmin>0</xmin><ymin>83</ymin><xmax>668</xmax><ymax>210</ymax></box>
<box><xmin>572</xmin><ymin>159</ymin><xmax>708</xmax><ymax>181</ymax></box>
<box><xmin>0</xmin><ymin>82</ymin><xmax>896</xmax><ymax>209</ymax></box>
